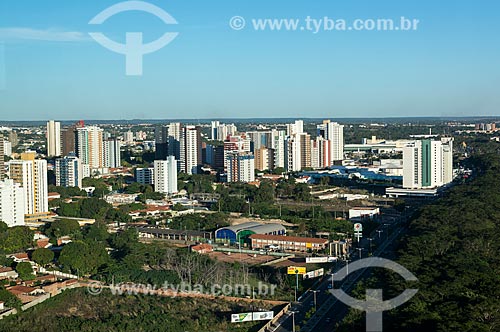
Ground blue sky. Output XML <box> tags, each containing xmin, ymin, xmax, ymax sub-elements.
<box><xmin>0</xmin><ymin>0</ymin><xmax>499</xmax><ymax>120</ymax></box>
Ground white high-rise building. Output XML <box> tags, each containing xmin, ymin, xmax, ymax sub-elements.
<box><xmin>211</xmin><ymin>121</ymin><xmax>220</xmax><ymax>140</ymax></box>
<box><xmin>211</xmin><ymin>121</ymin><xmax>237</xmax><ymax>141</ymax></box>
<box><xmin>103</xmin><ymin>138</ymin><xmax>121</xmax><ymax>168</ymax></box>
<box><xmin>286</xmin><ymin>120</ymin><xmax>304</xmax><ymax>136</ymax></box>
<box><xmin>284</xmin><ymin>136</ymin><xmax>301</xmax><ymax>172</ymax></box>
<box><xmin>76</xmin><ymin>126</ymin><xmax>104</xmax><ymax>169</ymax></box>
<box><xmin>123</xmin><ymin>131</ymin><xmax>134</xmax><ymax>145</ymax></box>
<box><xmin>154</xmin><ymin>156</ymin><xmax>178</xmax><ymax>195</ymax></box>
<box><xmin>272</xmin><ymin>130</ymin><xmax>286</xmax><ymax>169</ymax></box>
<box><xmin>227</xmin><ymin>152</ymin><xmax>255</xmax><ymax>183</ymax></box>
<box><xmin>181</xmin><ymin>125</ymin><xmax>201</xmax><ymax>174</ymax></box>
<box><xmin>47</xmin><ymin>120</ymin><xmax>62</xmax><ymax>157</ymax></box>
<box><xmin>318</xmin><ymin>120</ymin><xmax>344</xmax><ymax>163</ymax></box>
<box><xmin>55</xmin><ymin>155</ymin><xmax>83</xmax><ymax>188</ymax></box>
<box><xmin>441</xmin><ymin>137</ymin><xmax>454</xmax><ymax>184</ymax></box>
<box><xmin>0</xmin><ymin>179</ymin><xmax>25</xmax><ymax>227</ymax></box>
<box><xmin>167</xmin><ymin>122</ymin><xmax>182</xmax><ymax>162</ymax></box>
<box><xmin>8</xmin><ymin>152</ymin><xmax>48</xmax><ymax>219</ymax></box>
<box><xmin>403</xmin><ymin>139</ymin><xmax>453</xmax><ymax>189</ymax></box>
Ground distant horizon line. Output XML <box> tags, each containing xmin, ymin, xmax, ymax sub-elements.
<box><xmin>0</xmin><ymin>116</ymin><xmax>499</xmax><ymax>127</ymax></box>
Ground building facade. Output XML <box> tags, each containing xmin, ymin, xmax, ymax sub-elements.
<box><xmin>55</xmin><ymin>155</ymin><xmax>83</xmax><ymax>188</ymax></box>
<box><xmin>8</xmin><ymin>152</ymin><xmax>49</xmax><ymax>220</ymax></box>
<box><xmin>0</xmin><ymin>179</ymin><xmax>25</xmax><ymax>227</ymax></box>
<box><xmin>46</xmin><ymin>120</ymin><xmax>62</xmax><ymax>157</ymax></box>
<box><xmin>154</xmin><ymin>156</ymin><xmax>178</xmax><ymax>195</ymax></box>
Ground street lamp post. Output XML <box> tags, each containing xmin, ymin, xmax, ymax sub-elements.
<box><xmin>356</xmin><ymin>247</ymin><xmax>363</xmax><ymax>259</ymax></box>
<box><xmin>291</xmin><ymin>311</ymin><xmax>299</xmax><ymax>332</ymax></box>
<box><xmin>376</xmin><ymin>229</ymin><xmax>383</xmax><ymax>239</ymax></box>
<box><xmin>367</xmin><ymin>237</ymin><xmax>373</xmax><ymax>254</ymax></box>
<box><xmin>311</xmin><ymin>290</ymin><xmax>319</xmax><ymax>311</ymax></box>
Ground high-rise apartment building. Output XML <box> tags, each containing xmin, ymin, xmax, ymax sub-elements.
<box><xmin>254</xmin><ymin>147</ymin><xmax>275</xmax><ymax>171</ymax></box>
<box><xmin>154</xmin><ymin>125</ymin><xmax>169</xmax><ymax>160</ymax></box>
<box><xmin>180</xmin><ymin>125</ymin><xmax>202</xmax><ymax>174</ymax></box>
<box><xmin>272</xmin><ymin>130</ymin><xmax>286</xmax><ymax>169</ymax></box>
<box><xmin>284</xmin><ymin>136</ymin><xmax>301</xmax><ymax>172</ymax></box>
<box><xmin>167</xmin><ymin>122</ymin><xmax>182</xmax><ymax>161</ymax></box>
<box><xmin>8</xmin><ymin>131</ymin><xmax>18</xmax><ymax>148</ymax></box>
<box><xmin>61</xmin><ymin>121</ymin><xmax>84</xmax><ymax>156</ymax></box>
<box><xmin>55</xmin><ymin>155</ymin><xmax>83</xmax><ymax>188</ymax></box>
<box><xmin>154</xmin><ymin>156</ymin><xmax>178</xmax><ymax>195</ymax></box>
<box><xmin>227</xmin><ymin>152</ymin><xmax>255</xmax><ymax>183</ymax></box>
<box><xmin>76</xmin><ymin>126</ymin><xmax>104</xmax><ymax>169</ymax></box>
<box><xmin>211</xmin><ymin>121</ymin><xmax>237</xmax><ymax>141</ymax></box>
<box><xmin>403</xmin><ymin>138</ymin><xmax>454</xmax><ymax>189</ymax></box>
<box><xmin>311</xmin><ymin>137</ymin><xmax>332</xmax><ymax>169</ymax></box>
<box><xmin>47</xmin><ymin>120</ymin><xmax>62</xmax><ymax>157</ymax></box>
<box><xmin>297</xmin><ymin>133</ymin><xmax>311</xmax><ymax>170</ymax></box>
<box><xmin>286</xmin><ymin>120</ymin><xmax>304</xmax><ymax>136</ymax></box>
<box><xmin>318</xmin><ymin>120</ymin><xmax>344</xmax><ymax>163</ymax></box>
<box><xmin>103</xmin><ymin>138</ymin><xmax>121</xmax><ymax>168</ymax></box>
<box><xmin>223</xmin><ymin>135</ymin><xmax>251</xmax><ymax>172</ymax></box>
<box><xmin>8</xmin><ymin>152</ymin><xmax>49</xmax><ymax>220</ymax></box>
<box><xmin>0</xmin><ymin>179</ymin><xmax>25</xmax><ymax>227</ymax></box>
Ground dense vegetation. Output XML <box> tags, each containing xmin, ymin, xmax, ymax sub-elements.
<box><xmin>338</xmin><ymin>152</ymin><xmax>500</xmax><ymax>331</ymax></box>
<box><xmin>0</xmin><ymin>288</ymin><xmax>279</xmax><ymax>332</ymax></box>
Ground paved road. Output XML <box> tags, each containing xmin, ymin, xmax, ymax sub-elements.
<box><xmin>269</xmin><ymin>207</ymin><xmax>412</xmax><ymax>332</ymax></box>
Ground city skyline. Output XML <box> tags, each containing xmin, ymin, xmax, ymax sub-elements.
<box><xmin>1</xmin><ymin>0</ymin><xmax>500</xmax><ymax>120</ymax></box>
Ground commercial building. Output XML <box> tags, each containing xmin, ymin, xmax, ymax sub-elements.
<box><xmin>226</xmin><ymin>152</ymin><xmax>255</xmax><ymax>183</ymax></box>
<box><xmin>402</xmin><ymin>138</ymin><xmax>453</xmax><ymax>189</ymax></box>
<box><xmin>55</xmin><ymin>155</ymin><xmax>83</xmax><ymax>188</ymax></box>
<box><xmin>135</xmin><ymin>167</ymin><xmax>154</xmax><ymax>185</ymax></box>
<box><xmin>46</xmin><ymin>120</ymin><xmax>61</xmax><ymax>157</ymax></box>
<box><xmin>249</xmin><ymin>234</ymin><xmax>329</xmax><ymax>252</ymax></box>
<box><xmin>0</xmin><ymin>179</ymin><xmax>25</xmax><ymax>227</ymax></box>
<box><xmin>8</xmin><ymin>152</ymin><xmax>49</xmax><ymax>220</ymax></box>
<box><xmin>215</xmin><ymin>222</ymin><xmax>286</xmax><ymax>245</ymax></box>
<box><xmin>154</xmin><ymin>156</ymin><xmax>178</xmax><ymax>195</ymax></box>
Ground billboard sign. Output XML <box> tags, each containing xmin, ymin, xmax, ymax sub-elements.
<box><xmin>303</xmin><ymin>268</ymin><xmax>324</xmax><ymax>279</ymax></box>
<box><xmin>231</xmin><ymin>313</ymin><xmax>252</xmax><ymax>323</ymax></box>
<box><xmin>287</xmin><ymin>266</ymin><xmax>307</xmax><ymax>275</ymax></box>
<box><xmin>231</xmin><ymin>311</ymin><xmax>274</xmax><ymax>323</ymax></box>
<box><xmin>306</xmin><ymin>257</ymin><xmax>328</xmax><ymax>264</ymax></box>
<box><xmin>252</xmin><ymin>311</ymin><xmax>274</xmax><ymax>321</ymax></box>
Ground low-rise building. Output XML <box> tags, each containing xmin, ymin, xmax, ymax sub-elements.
<box><xmin>249</xmin><ymin>234</ymin><xmax>329</xmax><ymax>252</ymax></box>
<box><xmin>0</xmin><ymin>267</ymin><xmax>19</xmax><ymax>280</ymax></box>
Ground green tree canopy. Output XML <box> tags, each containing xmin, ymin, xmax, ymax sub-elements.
<box><xmin>16</xmin><ymin>262</ymin><xmax>34</xmax><ymax>280</ymax></box>
<box><xmin>31</xmin><ymin>248</ymin><xmax>55</xmax><ymax>266</ymax></box>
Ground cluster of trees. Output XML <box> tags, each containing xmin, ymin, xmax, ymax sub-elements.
<box><xmin>56</xmin><ymin>197</ymin><xmax>131</xmax><ymax>224</ymax></box>
<box><xmin>0</xmin><ymin>222</ymin><xmax>34</xmax><ymax>254</ymax></box>
<box><xmin>339</xmin><ymin>152</ymin><xmax>500</xmax><ymax>331</ymax></box>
